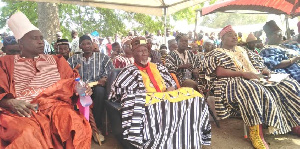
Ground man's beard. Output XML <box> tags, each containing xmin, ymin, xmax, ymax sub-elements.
<box><xmin>140</xmin><ymin>57</ymin><xmax>151</xmax><ymax>65</ymax></box>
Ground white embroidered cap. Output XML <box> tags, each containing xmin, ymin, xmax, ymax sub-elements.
<box><xmin>7</xmin><ymin>11</ymin><xmax>39</xmax><ymax>40</ymax></box>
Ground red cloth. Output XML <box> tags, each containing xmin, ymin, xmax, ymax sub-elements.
<box><xmin>134</xmin><ymin>63</ymin><xmax>161</xmax><ymax>92</ymax></box>
<box><xmin>219</xmin><ymin>25</ymin><xmax>234</xmax><ymax>38</ymax></box>
<box><xmin>0</xmin><ymin>55</ymin><xmax>91</xmax><ymax>148</ymax></box>
<box><xmin>106</xmin><ymin>43</ymin><xmax>112</xmax><ymax>56</ymax></box>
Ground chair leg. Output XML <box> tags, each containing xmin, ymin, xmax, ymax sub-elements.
<box><xmin>207</xmin><ymin>105</ymin><xmax>220</xmax><ymax>128</ymax></box>
<box><xmin>105</xmin><ymin>109</ymin><xmax>108</xmax><ymax>135</ymax></box>
<box><xmin>205</xmin><ymin>95</ymin><xmax>220</xmax><ymax>128</ymax></box>
<box><xmin>244</xmin><ymin>123</ymin><xmax>248</xmax><ymax>138</ymax></box>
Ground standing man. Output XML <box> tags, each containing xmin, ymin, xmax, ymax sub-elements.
<box><xmin>106</xmin><ymin>37</ymin><xmax>113</xmax><ymax>57</ymax></box>
<box><xmin>50</xmin><ymin>31</ymin><xmax>63</xmax><ymax>54</ymax></box>
<box><xmin>165</xmin><ymin>28</ymin><xmax>175</xmax><ymax>49</ymax></box>
<box><xmin>146</xmin><ymin>38</ymin><xmax>162</xmax><ymax>64</ymax></box>
<box><xmin>70</xmin><ymin>30</ymin><xmax>81</xmax><ymax>55</ymax></box>
<box><xmin>99</xmin><ymin>37</ymin><xmax>106</xmax><ymax>55</ymax></box>
<box><xmin>68</xmin><ymin>35</ymin><xmax>114</xmax><ymax>141</ymax></box>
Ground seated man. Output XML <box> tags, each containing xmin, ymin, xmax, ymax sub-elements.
<box><xmin>200</xmin><ymin>25</ymin><xmax>300</xmax><ymax>149</ymax></box>
<box><xmin>1</xmin><ymin>36</ymin><xmax>21</xmax><ymax>55</ymax></box>
<box><xmin>68</xmin><ymin>35</ymin><xmax>114</xmax><ymax>141</ymax></box>
<box><xmin>260</xmin><ymin>20</ymin><xmax>300</xmax><ymax>82</ymax></box>
<box><xmin>57</xmin><ymin>39</ymin><xmax>71</xmax><ymax>60</ymax></box>
<box><xmin>109</xmin><ymin>37</ymin><xmax>211</xmax><ymax>148</ymax></box>
<box><xmin>197</xmin><ymin>39</ymin><xmax>215</xmax><ymax>61</ymax></box>
<box><xmin>245</xmin><ymin>33</ymin><xmax>262</xmax><ymax>54</ymax></box>
<box><xmin>113</xmin><ymin>40</ymin><xmax>134</xmax><ymax>68</ymax></box>
<box><xmin>168</xmin><ymin>39</ymin><xmax>178</xmax><ymax>52</ymax></box>
<box><xmin>165</xmin><ymin>33</ymin><xmax>200</xmax><ymax>85</ymax></box>
<box><xmin>0</xmin><ymin>12</ymin><xmax>91</xmax><ymax>148</ymax></box>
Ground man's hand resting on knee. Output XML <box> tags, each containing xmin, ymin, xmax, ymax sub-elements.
<box><xmin>0</xmin><ymin>99</ymin><xmax>37</xmax><ymax>117</ymax></box>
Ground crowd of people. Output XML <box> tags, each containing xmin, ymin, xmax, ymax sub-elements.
<box><xmin>0</xmin><ymin>11</ymin><xmax>299</xmax><ymax>149</ymax></box>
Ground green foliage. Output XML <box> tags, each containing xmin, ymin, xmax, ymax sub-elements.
<box><xmin>172</xmin><ymin>5</ymin><xmax>202</xmax><ymax>24</ymax></box>
<box><xmin>0</xmin><ymin>0</ymin><xmax>37</xmax><ymax>27</ymax></box>
<box><xmin>0</xmin><ymin>0</ymin><xmax>127</xmax><ymax>41</ymax></box>
<box><xmin>0</xmin><ymin>0</ymin><xmax>219</xmax><ymax>40</ymax></box>
<box><xmin>200</xmin><ymin>12</ymin><xmax>268</xmax><ymax>28</ymax></box>
<box><xmin>58</xmin><ymin>4</ymin><xmax>126</xmax><ymax>40</ymax></box>
<box><xmin>126</xmin><ymin>13</ymin><xmax>169</xmax><ymax>35</ymax></box>
<box><xmin>171</xmin><ymin>0</ymin><xmax>218</xmax><ymax>24</ymax></box>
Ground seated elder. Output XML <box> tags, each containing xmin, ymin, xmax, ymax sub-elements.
<box><xmin>200</xmin><ymin>25</ymin><xmax>300</xmax><ymax>149</ymax></box>
<box><xmin>260</xmin><ymin>20</ymin><xmax>300</xmax><ymax>82</ymax></box>
<box><xmin>109</xmin><ymin>37</ymin><xmax>211</xmax><ymax>149</ymax></box>
<box><xmin>0</xmin><ymin>12</ymin><xmax>91</xmax><ymax>148</ymax></box>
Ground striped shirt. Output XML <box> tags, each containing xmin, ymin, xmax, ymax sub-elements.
<box><xmin>165</xmin><ymin>50</ymin><xmax>200</xmax><ymax>84</ymax></box>
<box><xmin>14</xmin><ymin>54</ymin><xmax>61</xmax><ymax>102</ymax></box>
<box><xmin>68</xmin><ymin>52</ymin><xmax>114</xmax><ymax>82</ymax></box>
<box><xmin>113</xmin><ymin>55</ymin><xmax>134</xmax><ymax>68</ymax></box>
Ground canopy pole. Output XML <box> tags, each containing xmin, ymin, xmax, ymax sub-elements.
<box><xmin>164</xmin><ymin>7</ymin><xmax>167</xmax><ymax>44</ymax></box>
<box><xmin>285</xmin><ymin>15</ymin><xmax>291</xmax><ymax>40</ymax></box>
<box><xmin>194</xmin><ymin>10</ymin><xmax>200</xmax><ymax>39</ymax></box>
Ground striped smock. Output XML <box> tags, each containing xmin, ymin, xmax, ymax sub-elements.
<box><xmin>200</xmin><ymin>46</ymin><xmax>300</xmax><ymax>135</ymax></box>
<box><xmin>14</xmin><ymin>54</ymin><xmax>61</xmax><ymax>102</ymax></box>
<box><xmin>109</xmin><ymin>63</ymin><xmax>211</xmax><ymax>148</ymax></box>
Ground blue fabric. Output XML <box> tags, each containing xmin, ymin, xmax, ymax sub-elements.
<box><xmin>283</xmin><ymin>43</ymin><xmax>300</xmax><ymax>52</ymax></box>
<box><xmin>260</xmin><ymin>47</ymin><xmax>300</xmax><ymax>82</ymax></box>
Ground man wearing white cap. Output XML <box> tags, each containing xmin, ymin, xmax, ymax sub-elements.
<box><xmin>0</xmin><ymin>12</ymin><xmax>92</xmax><ymax>148</ymax></box>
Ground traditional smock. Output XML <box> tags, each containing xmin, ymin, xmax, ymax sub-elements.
<box><xmin>260</xmin><ymin>45</ymin><xmax>300</xmax><ymax>82</ymax></box>
<box><xmin>0</xmin><ymin>55</ymin><xmax>91</xmax><ymax>148</ymax></box>
<box><xmin>165</xmin><ymin>50</ymin><xmax>200</xmax><ymax>84</ymax></box>
<box><xmin>200</xmin><ymin>46</ymin><xmax>300</xmax><ymax>135</ymax></box>
<box><xmin>110</xmin><ymin>63</ymin><xmax>211</xmax><ymax>148</ymax></box>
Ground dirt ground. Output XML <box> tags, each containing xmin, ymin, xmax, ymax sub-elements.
<box><xmin>92</xmin><ymin>118</ymin><xmax>300</xmax><ymax>149</ymax></box>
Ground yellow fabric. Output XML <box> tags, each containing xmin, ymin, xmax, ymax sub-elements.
<box><xmin>249</xmin><ymin>125</ymin><xmax>267</xmax><ymax>149</ymax></box>
<box><xmin>216</xmin><ymin>46</ymin><xmax>258</xmax><ymax>73</ymax></box>
<box><xmin>237</xmin><ymin>37</ymin><xmax>242</xmax><ymax>42</ymax></box>
<box><xmin>145</xmin><ymin>87</ymin><xmax>203</xmax><ymax>106</ymax></box>
<box><xmin>139</xmin><ymin>62</ymin><xmax>166</xmax><ymax>93</ymax></box>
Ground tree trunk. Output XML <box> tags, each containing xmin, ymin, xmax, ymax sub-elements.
<box><xmin>37</xmin><ymin>2</ymin><xmax>60</xmax><ymax>43</ymax></box>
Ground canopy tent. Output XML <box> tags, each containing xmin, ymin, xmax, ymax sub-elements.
<box><xmin>17</xmin><ymin>0</ymin><xmax>208</xmax><ymax>43</ymax></box>
<box><xmin>197</xmin><ymin>0</ymin><xmax>300</xmax><ymax>39</ymax></box>
<box><xmin>18</xmin><ymin>0</ymin><xmax>207</xmax><ymax>16</ymax></box>
<box><xmin>201</xmin><ymin>0</ymin><xmax>300</xmax><ymax>17</ymax></box>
